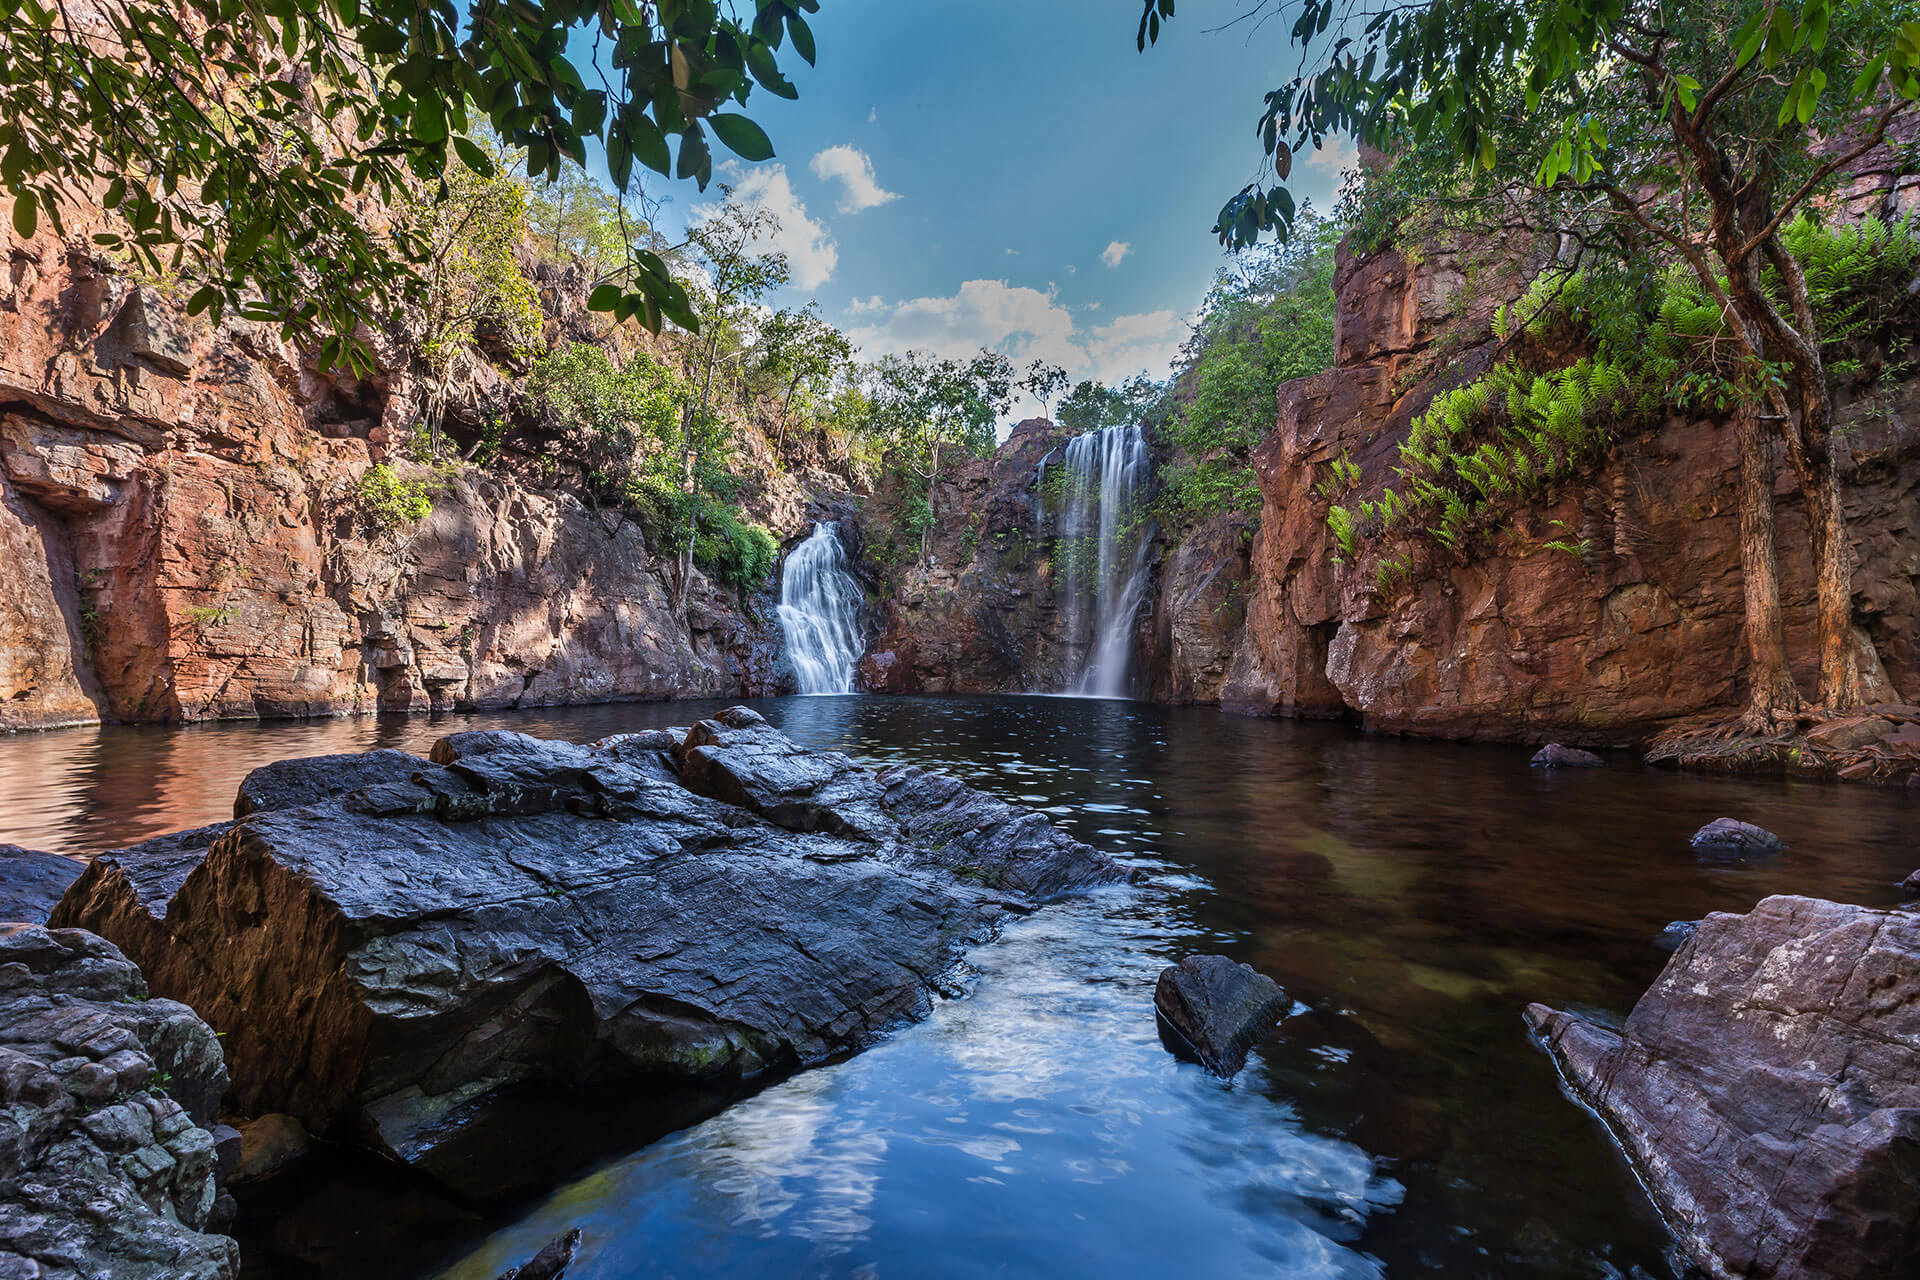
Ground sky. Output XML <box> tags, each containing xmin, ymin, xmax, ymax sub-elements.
<box><xmin>639</xmin><ymin>0</ymin><xmax>1355</xmax><ymax>394</ymax></box>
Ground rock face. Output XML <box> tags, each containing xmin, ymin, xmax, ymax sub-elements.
<box><xmin>0</xmin><ymin>845</ymin><xmax>82</xmax><ymax>922</ymax></box>
<box><xmin>0</xmin><ymin>211</ymin><xmax>846</xmax><ymax>730</ymax></box>
<box><xmin>0</xmin><ymin>925</ymin><xmax>237</xmax><ymax>1279</ymax></box>
<box><xmin>1220</xmin><ymin>219</ymin><xmax>1920</xmax><ymax>745</ymax></box>
<box><xmin>1152</xmin><ymin>955</ymin><xmax>1289</xmax><ymax>1079</ymax></box>
<box><xmin>1527</xmin><ymin>896</ymin><xmax>1920</xmax><ymax>1280</ymax></box>
<box><xmin>52</xmin><ymin>710</ymin><xmax>1132</xmax><ymax>1160</ymax></box>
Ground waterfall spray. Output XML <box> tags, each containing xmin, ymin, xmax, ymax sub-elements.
<box><xmin>1047</xmin><ymin>424</ymin><xmax>1152</xmax><ymax>698</ymax></box>
<box><xmin>777</xmin><ymin>523</ymin><xmax>866</xmax><ymax>695</ymax></box>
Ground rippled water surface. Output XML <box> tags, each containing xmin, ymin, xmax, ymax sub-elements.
<box><xmin>3</xmin><ymin>696</ymin><xmax>1916</xmax><ymax>1279</ymax></box>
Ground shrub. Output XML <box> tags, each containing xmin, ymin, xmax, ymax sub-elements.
<box><xmin>355</xmin><ymin>464</ymin><xmax>435</xmax><ymax>530</ymax></box>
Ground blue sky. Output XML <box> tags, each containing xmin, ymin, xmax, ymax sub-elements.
<box><xmin>647</xmin><ymin>0</ymin><xmax>1354</xmax><ymax>390</ymax></box>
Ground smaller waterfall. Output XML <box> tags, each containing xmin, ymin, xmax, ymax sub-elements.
<box><xmin>777</xmin><ymin>523</ymin><xmax>866</xmax><ymax>695</ymax></box>
<box><xmin>1048</xmin><ymin>424</ymin><xmax>1153</xmax><ymax>698</ymax></box>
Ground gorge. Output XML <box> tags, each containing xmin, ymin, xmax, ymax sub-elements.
<box><xmin>4</xmin><ymin>3</ymin><xmax>1920</xmax><ymax>1278</ymax></box>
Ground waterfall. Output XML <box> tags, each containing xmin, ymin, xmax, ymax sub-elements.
<box><xmin>1046</xmin><ymin>424</ymin><xmax>1153</xmax><ymax>698</ymax></box>
<box><xmin>777</xmin><ymin>523</ymin><xmax>866</xmax><ymax>695</ymax></box>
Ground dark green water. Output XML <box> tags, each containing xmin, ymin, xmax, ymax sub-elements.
<box><xmin>3</xmin><ymin>695</ymin><xmax>1915</xmax><ymax>1278</ymax></box>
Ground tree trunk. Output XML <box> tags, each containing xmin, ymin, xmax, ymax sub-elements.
<box><xmin>1734</xmin><ymin>402</ymin><xmax>1801</xmax><ymax>729</ymax></box>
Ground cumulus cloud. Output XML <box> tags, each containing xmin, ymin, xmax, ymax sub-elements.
<box><xmin>845</xmin><ymin>280</ymin><xmax>1186</xmax><ymax>390</ymax></box>
<box><xmin>1300</xmin><ymin>136</ymin><xmax>1362</xmax><ymax>198</ymax></box>
<box><xmin>694</xmin><ymin>166</ymin><xmax>838</xmax><ymax>290</ymax></box>
<box><xmin>846</xmin><ymin>295</ymin><xmax>887</xmax><ymax>315</ymax></box>
<box><xmin>1101</xmin><ymin>241</ymin><xmax>1130</xmax><ymax>269</ymax></box>
<box><xmin>809</xmin><ymin>145</ymin><xmax>901</xmax><ymax>214</ymax></box>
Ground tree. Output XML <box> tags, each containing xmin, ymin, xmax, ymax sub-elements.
<box><xmin>1142</xmin><ymin>0</ymin><xmax>1920</xmax><ymax>723</ymax></box>
<box><xmin>1018</xmin><ymin>359</ymin><xmax>1070</xmax><ymax>419</ymax></box>
<box><xmin>755</xmin><ymin>303</ymin><xmax>856</xmax><ymax>447</ymax></box>
<box><xmin>1056</xmin><ymin>376</ymin><xmax>1164</xmax><ymax>435</ymax></box>
<box><xmin>673</xmin><ymin>193</ymin><xmax>790</xmax><ymax>608</ymax></box>
<box><xmin>526</xmin><ymin>342</ymin><xmax>685</xmax><ymax>501</ymax></box>
<box><xmin>869</xmin><ymin>349</ymin><xmax>1014</xmax><ymax>561</ymax></box>
<box><xmin>1</xmin><ymin>0</ymin><xmax>823</xmax><ymax>369</ymax></box>
<box><xmin>407</xmin><ymin>157</ymin><xmax>545</xmax><ymax>445</ymax></box>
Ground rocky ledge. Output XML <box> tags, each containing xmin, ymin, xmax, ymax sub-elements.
<box><xmin>1526</xmin><ymin>896</ymin><xmax>1920</xmax><ymax>1280</ymax></box>
<box><xmin>0</xmin><ymin>925</ymin><xmax>236</xmax><ymax>1279</ymax></box>
<box><xmin>50</xmin><ymin>709</ymin><xmax>1132</xmax><ymax>1162</ymax></box>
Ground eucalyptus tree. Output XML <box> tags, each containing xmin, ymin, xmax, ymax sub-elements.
<box><xmin>870</xmin><ymin>349</ymin><xmax>1014</xmax><ymax>562</ymax></box>
<box><xmin>1141</xmin><ymin>0</ymin><xmax>1920</xmax><ymax>722</ymax></box>
<box><xmin>0</xmin><ymin>0</ymin><xmax>822</xmax><ymax>371</ymax></box>
<box><xmin>1018</xmin><ymin>359</ymin><xmax>1070</xmax><ymax>420</ymax></box>
<box><xmin>756</xmin><ymin>302</ymin><xmax>855</xmax><ymax>446</ymax></box>
<box><xmin>673</xmin><ymin>193</ymin><xmax>789</xmax><ymax>606</ymax></box>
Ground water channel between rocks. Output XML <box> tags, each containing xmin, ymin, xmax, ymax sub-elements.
<box><xmin>2</xmin><ymin>695</ymin><xmax>1915</xmax><ymax>1279</ymax></box>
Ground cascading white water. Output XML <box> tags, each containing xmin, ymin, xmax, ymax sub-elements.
<box><xmin>1047</xmin><ymin>424</ymin><xmax>1153</xmax><ymax>698</ymax></box>
<box><xmin>777</xmin><ymin>523</ymin><xmax>866</xmax><ymax>695</ymax></box>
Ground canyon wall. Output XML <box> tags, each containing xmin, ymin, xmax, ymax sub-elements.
<box><xmin>0</xmin><ymin>212</ymin><xmax>838</xmax><ymax>731</ymax></box>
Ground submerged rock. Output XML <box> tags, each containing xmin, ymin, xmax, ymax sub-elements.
<box><xmin>1527</xmin><ymin>896</ymin><xmax>1920</xmax><ymax>1280</ymax></box>
<box><xmin>1153</xmin><ymin>955</ymin><xmax>1289</xmax><ymax>1079</ymax></box>
<box><xmin>1688</xmin><ymin>817</ymin><xmax>1786</xmax><ymax>857</ymax></box>
<box><xmin>1530</xmin><ymin>744</ymin><xmax>1605</xmax><ymax>768</ymax></box>
<box><xmin>498</xmin><ymin>1228</ymin><xmax>582</xmax><ymax>1280</ymax></box>
<box><xmin>52</xmin><ymin>711</ymin><xmax>1132</xmax><ymax>1162</ymax></box>
<box><xmin>0</xmin><ymin>925</ymin><xmax>237</xmax><ymax>1279</ymax></box>
<box><xmin>0</xmin><ymin>843</ymin><xmax>82</xmax><ymax>922</ymax></box>
<box><xmin>1652</xmin><ymin>919</ymin><xmax>1698</xmax><ymax>951</ymax></box>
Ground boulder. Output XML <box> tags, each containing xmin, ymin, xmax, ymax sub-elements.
<box><xmin>53</xmin><ymin>716</ymin><xmax>1133</xmax><ymax>1162</ymax></box>
<box><xmin>0</xmin><ymin>844</ymin><xmax>82</xmax><ymax>922</ymax></box>
<box><xmin>1899</xmin><ymin>869</ymin><xmax>1920</xmax><ymax>898</ymax></box>
<box><xmin>1689</xmin><ymin>817</ymin><xmax>1786</xmax><ymax>857</ymax></box>
<box><xmin>1153</xmin><ymin>955</ymin><xmax>1289</xmax><ymax>1079</ymax></box>
<box><xmin>1527</xmin><ymin>896</ymin><xmax>1920</xmax><ymax>1280</ymax></box>
<box><xmin>233</xmin><ymin>1113</ymin><xmax>310</xmax><ymax>1183</ymax></box>
<box><xmin>1530</xmin><ymin>744</ymin><xmax>1605</xmax><ymax>768</ymax></box>
<box><xmin>498</xmin><ymin>1228</ymin><xmax>582</xmax><ymax>1280</ymax></box>
<box><xmin>0</xmin><ymin>925</ymin><xmax>237</xmax><ymax>1279</ymax></box>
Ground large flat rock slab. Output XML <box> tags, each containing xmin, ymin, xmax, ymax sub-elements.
<box><xmin>1527</xmin><ymin>895</ymin><xmax>1920</xmax><ymax>1280</ymax></box>
<box><xmin>0</xmin><ymin>844</ymin><xmax>82</xmax><ymax>923</ymax></box>
<box><xmin>52</xmin><ymin>711</ymin><xmax>1132</xmax><ymax>1162</ymax></box>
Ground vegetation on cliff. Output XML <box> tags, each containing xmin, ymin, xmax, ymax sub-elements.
<box><xmin>1145</xmin><ymin>0</ymin><xmax>1920</xmax><ymax>727</ymax></box>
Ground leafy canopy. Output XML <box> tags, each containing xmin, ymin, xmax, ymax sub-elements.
<box><xmin>1</xmin><ymin>0</ymin><xmax>822</xmax><ymax>371</ymax></box>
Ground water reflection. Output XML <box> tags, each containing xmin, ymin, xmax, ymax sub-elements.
<box><xmin>2</xmin><ymin>697</ymin><xmax>1915</xmax><ymax>1279</ymax></box>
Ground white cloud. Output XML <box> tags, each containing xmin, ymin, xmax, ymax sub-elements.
<box><xmin>1101</xmin><ymin>241</ymin><xmax>1130</xmax><ymax>269</ymax></box>
<box><xmin>809</xmin><ymin>145</ymin><xmax>901</xmax><ymax>214</ymax></box>
<box><xmin>1005</xmin><ymin>248</ymin><xmax>1021</xmax><ymax>256</ymax></box>
<box><xmin>846</xmin><ymin>295</ymin><xmax>887</xmax><ymax>315</ymax></box>
<box><xmin>1300</xmin><ymin>136</ymin><xmax>1362</xmax><ymax>199</ymax></box>
<box><xmin>694</xmin><ymin>166</ymin><xmax>838</xmax><ymax>290</ymax></box>
<box><xmin>845</xmin><ymin>280</ymin><xmax>1187</xmax><ymax>390</ymax></box>
<box><xmin>868</xmin><ymin>107</ymin><xmax>878</xmax><ymax>124</ymax></box>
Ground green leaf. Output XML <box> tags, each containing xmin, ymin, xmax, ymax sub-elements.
<box><xmin>787</xmin><ymin>12</ymin><xmax>816</xmax><ymax>64</ymax></box>
<box><xmin>11</xmin><ymin>190</ymin><xmax>36</xmax><ymax>239</ymax></box>
<box><xmin>707</xmin><ymin>112</ymin><xmax>774</xmax><ymax>161</ymax></box>
<box><xmin>588</xmin><ymin>284</ymin><xmax>622</xmax><ymax>311</ymax></box>
<box><xmin>452</xmin><ymin>136</ymin><xmax>495</xmax><ymax>176</ymax></box>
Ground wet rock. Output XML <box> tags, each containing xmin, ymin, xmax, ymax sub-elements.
<box><xmin>211</xmin><ymin>1123</ymin><xmax>244</xmax><ymax>1181</ymax></box>
<box><xmin>0</xmin><ymin>843</ymin><xmax>81</xmax><ymax>922</ymax></box>
<box><xmin>234</xmin><ymin>1113</ymin><xmax>310</xmax><ymax>1182</ymax></box>
<box><xmin>1153</xmin><ymin>955</ymin><xmax>1289</xmax><ymax>1079</ymax></box>
<box><xmin>1689</xmin><ymin>817</ymin><xmax>1785</xmax><ymax>857</ymax></box>
<box><xmin>1652</xmin><ymin>919</ymin><xmax>1698</xmax><ymax>951</ymax></box>
<box><xmin>1531</xmin><ymin>744</ymin><xmax>1605</xmax><ymax>768</ymax></box>
<box><xmin>0</xmin><ymin>924</ymin><xmax>237</xmax><ymax>1279</ymax></box>
<box><xmin>1901</xmin><ymin>869</ymin><xmax>1920</xmax><ymax>898</ymax></box>
<box><xmin>54</xmin><ymin>718</ymin><xmax>1132</xmax><ymax>1162</ymax></box>
<box><xmin>498</xmin><ymin>1228</ymin><xmax>582</xmax><ymax>1280</ymax></box>
<box><xmin>1527</xmin><ymin>896</ymin><xmax>1920</xmax><ymax>1280</ymax></box>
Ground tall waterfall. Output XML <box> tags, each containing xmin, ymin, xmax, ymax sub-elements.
<box><xmin>1047</xmin><ymin>424</ymin><xmax>1153</xmax><ymax>698</ymax></box>
<box><xmin>777</xmin><ymin>523</ymin><xmax>865</xmax><ymax>695</ymax></box>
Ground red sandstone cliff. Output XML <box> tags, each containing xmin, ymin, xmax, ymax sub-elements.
<box><xmin>0</xmin><ymin>210</ymin><xmax>841</xmax><ymax>730</ymax></box>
